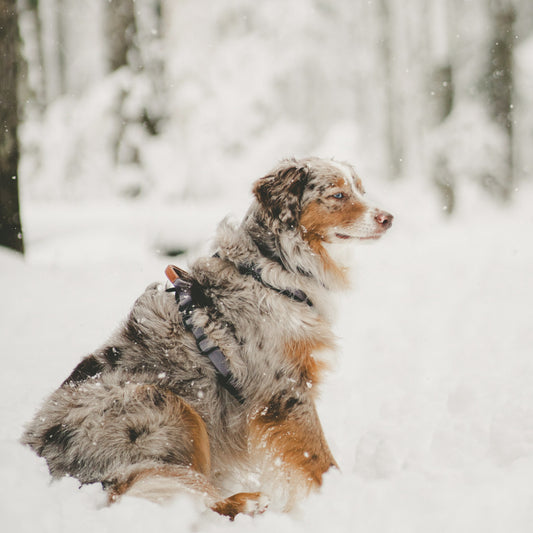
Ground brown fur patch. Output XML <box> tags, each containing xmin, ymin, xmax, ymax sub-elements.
<box><xmin>108</xmin><ymin>468</ymin><xmax>148</xmax><ymax>502</ymax></box>
<box><xmin>246</xmin><ymin>335</ymin><xmax>338</xmax><ymax>493</ymax></box>
<box><xmin>211</xmin><ymin>492</ymin><xmax>265</xmax><ymax>520</ymax></box>
<box><xmin>106</xmin><ymin>388</ymin><xmax>211</xmax><ymax>504</ymax></box>
<box><xmin>120</xmin><ymin>386</ymin><xmax>210</xmax><ymax>476</ymax></box>
<box><xmin>250</xmin><ymin>411</ymin><xmax>337</xmax><ymax>490</ymax></box>
<box><xmin>284</xmin><ymin>338</ymin><xmax>332</xmax><ymax>385</ymax></box>
<box><xmin>303</xmin><ymin>229</ymin><xmax>349</xmax><ymax>286</ymax></box>
<box><xmin>176</xmin><ymin>398</ymin><xmax>211</xmax><ymax>475</ymax></box>
<box><xmin>300</xmin><ymin>191</ymin><xmax>367</xmax><ymax>286</ymax></box>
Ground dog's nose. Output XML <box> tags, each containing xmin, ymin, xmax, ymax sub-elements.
<box><xmin>375</xmin><ymin>211</ymin><xmax>393</xmax><ymax>229</ymax></box>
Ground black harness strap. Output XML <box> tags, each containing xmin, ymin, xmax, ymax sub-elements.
<box><xmin>212</xmin><ymin>252</ymin><xmax>313</xmax><ymax>307</ymax></box>
<box><xmin>165</xmin><ymin>265</ymin><xmax>244</xmax><ymax>404</ymax></box>
<box><xmin>237</xmin><ymin>263</ymin><xmax>314</xmax><ymax>307</ymax></box>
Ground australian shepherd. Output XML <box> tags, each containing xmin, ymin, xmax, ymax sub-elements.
<box><xmin>22</xmin><ymin>157</ymin><xmax>393</xmax><ymax>518</ymax></box>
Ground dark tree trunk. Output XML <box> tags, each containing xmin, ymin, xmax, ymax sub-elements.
<box><xmin>0</xmin><ymin>0</ymin><xmax>24</xmax><ymax>254</ymax></box>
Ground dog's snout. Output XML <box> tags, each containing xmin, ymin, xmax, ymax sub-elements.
<box><xmin>375</xmin><ymin>211</ymin><xmax>393</xmax><ymax>229</ymax></box>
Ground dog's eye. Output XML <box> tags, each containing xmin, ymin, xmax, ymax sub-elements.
<box><xmin>331</xmin><ymin>192</ymin><xmax>344</xmax><ymax>199</ymax></box>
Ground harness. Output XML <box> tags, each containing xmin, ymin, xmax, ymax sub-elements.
<box><xmin>164</xmin><ymin>260</ymin><xmax>313</xmax><ymax>404</ymax></box>
<box><xmin>237</xmin><ymin>263</ymin><xmax>313</xmax><ymax>307</ymax></box>
<box><xmin>165</xmin><ymin>265</ymin><xmax>244</xmax><ymax>404</ymax></box>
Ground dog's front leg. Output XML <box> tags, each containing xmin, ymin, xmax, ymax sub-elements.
<box><xmin>251</xmin><ymin>398</ymin><xmax>337</xmax><ymax>504</ymax></box>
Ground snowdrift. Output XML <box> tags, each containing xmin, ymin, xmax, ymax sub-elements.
<box><xmin>1</xmin><ymin>182</ymin><xmax>533</xmax><ymax>532</ymax></box>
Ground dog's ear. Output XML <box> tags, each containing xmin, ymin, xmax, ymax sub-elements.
<box><xmin>253</xmin><ymin>159</ymin><xmax>310</xmax><ymax>229</ymax></box>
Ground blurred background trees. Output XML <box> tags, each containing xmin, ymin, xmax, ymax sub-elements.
<box><xmin>2</xmin><ymin>0</ymin><xmax>533</xmax><ymax>253</ymax></box>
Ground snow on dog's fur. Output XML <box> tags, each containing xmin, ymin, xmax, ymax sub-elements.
<box><xmin>21</xmin><ymin>157</ymin><xmax>393</xmax><ymax>518</ymax></box>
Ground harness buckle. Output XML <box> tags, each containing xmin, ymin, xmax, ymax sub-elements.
<box><xmin>165</xmin><ymin>264</ymin><xmax>193</xmax><ymax>286</ymax></box>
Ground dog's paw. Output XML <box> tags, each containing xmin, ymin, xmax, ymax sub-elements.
<box><xmin>211</xmin><ymin>491</ymin><xmax>269</xmax><ymax>520</ymax></box>
<box><xmin>241</xmin><ymin>492</ymin><xmax>269</xmax><ymax>516</ymax></box>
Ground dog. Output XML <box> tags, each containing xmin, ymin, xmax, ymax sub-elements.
<box><xmin>22</xmin><ymin>157</ymin><xmax>393</xmax><ymax>518</ymax></box>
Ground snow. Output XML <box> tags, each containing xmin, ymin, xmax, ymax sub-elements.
<box><xmin>2</xmin><ymin>180</ymin><xmax>533</xmax><ymax>532</ymax></box>
<box><xmin>8</xmin><ymin>0</ymin><xmax>533</xmax><ymax>529</ymax></box>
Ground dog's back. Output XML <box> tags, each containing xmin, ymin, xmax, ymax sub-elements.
<box><xmin>22</xmin><ymin>280</ymin><xmax>248</xmax><ymax>477</ymax></box>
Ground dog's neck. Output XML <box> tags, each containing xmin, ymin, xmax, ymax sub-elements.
<box><xmin>244</xmin><ymin>214</ymin><xmax>288</xmax><ymax>270</ymax></box>
<box><xmin>225</xmin><ymin>203</ymin><xmax>349</xmax><ymax>292</ymax></box>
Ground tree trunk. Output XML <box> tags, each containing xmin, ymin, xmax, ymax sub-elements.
<box><xmin>378</xmin><ymin>0</ymin><xmax>404</xmax><ymax>180</ymax></box>
<box><xmin>428</xmin><ymin>0</ymin><xmax>455</xmax><ymax>214</ymax></box>
<box><xmin>485</xmin><ymin>0</ymin><xmax>515</xmax><ymax>200</ymax></box>
<box><xmin>0</xmin><ymin>0</ymin><xmax>24</xmax><ymax>254</ymax></box>
<box><xmin>105</xmin><ymin>0</ymin><xmax>137</xmax><ymax>71</ymax></box>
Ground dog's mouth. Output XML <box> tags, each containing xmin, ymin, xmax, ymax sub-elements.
<box><xmin>334</xmin><ymin>233</ymin><xmax>353</xmax><ymax>240</ymax></box>
<box><xmin>334</xmin><ymin>232</ymin><xmax>381</xmax><ymax>241</ymax></box>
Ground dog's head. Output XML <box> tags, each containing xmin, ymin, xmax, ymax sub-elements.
<box><xmin>253</xmin><ymin>157</ymin><xmax>393</xmax><ymax>244</ymax></box>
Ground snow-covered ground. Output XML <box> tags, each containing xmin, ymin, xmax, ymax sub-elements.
<box><xmin>2</xmin><ymin>180</ymin><xmax>533</xmax><ymax>532</ymax></box>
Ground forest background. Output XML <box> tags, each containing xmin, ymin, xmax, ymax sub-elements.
<box><xmin>2</xmin><ymin>0</ymin><xmax>533</xmax><ymax>233</ymax></box>
<box><xmin>1</xmin><ymin>1</ymin><xmax>533</xmax><ymax>532</ymax></box>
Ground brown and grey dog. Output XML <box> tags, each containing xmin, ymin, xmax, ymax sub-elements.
<box><xmin>22</xmin><ymin>157</ymin><xmax>392</xmax><ymax>518</ymax></box>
